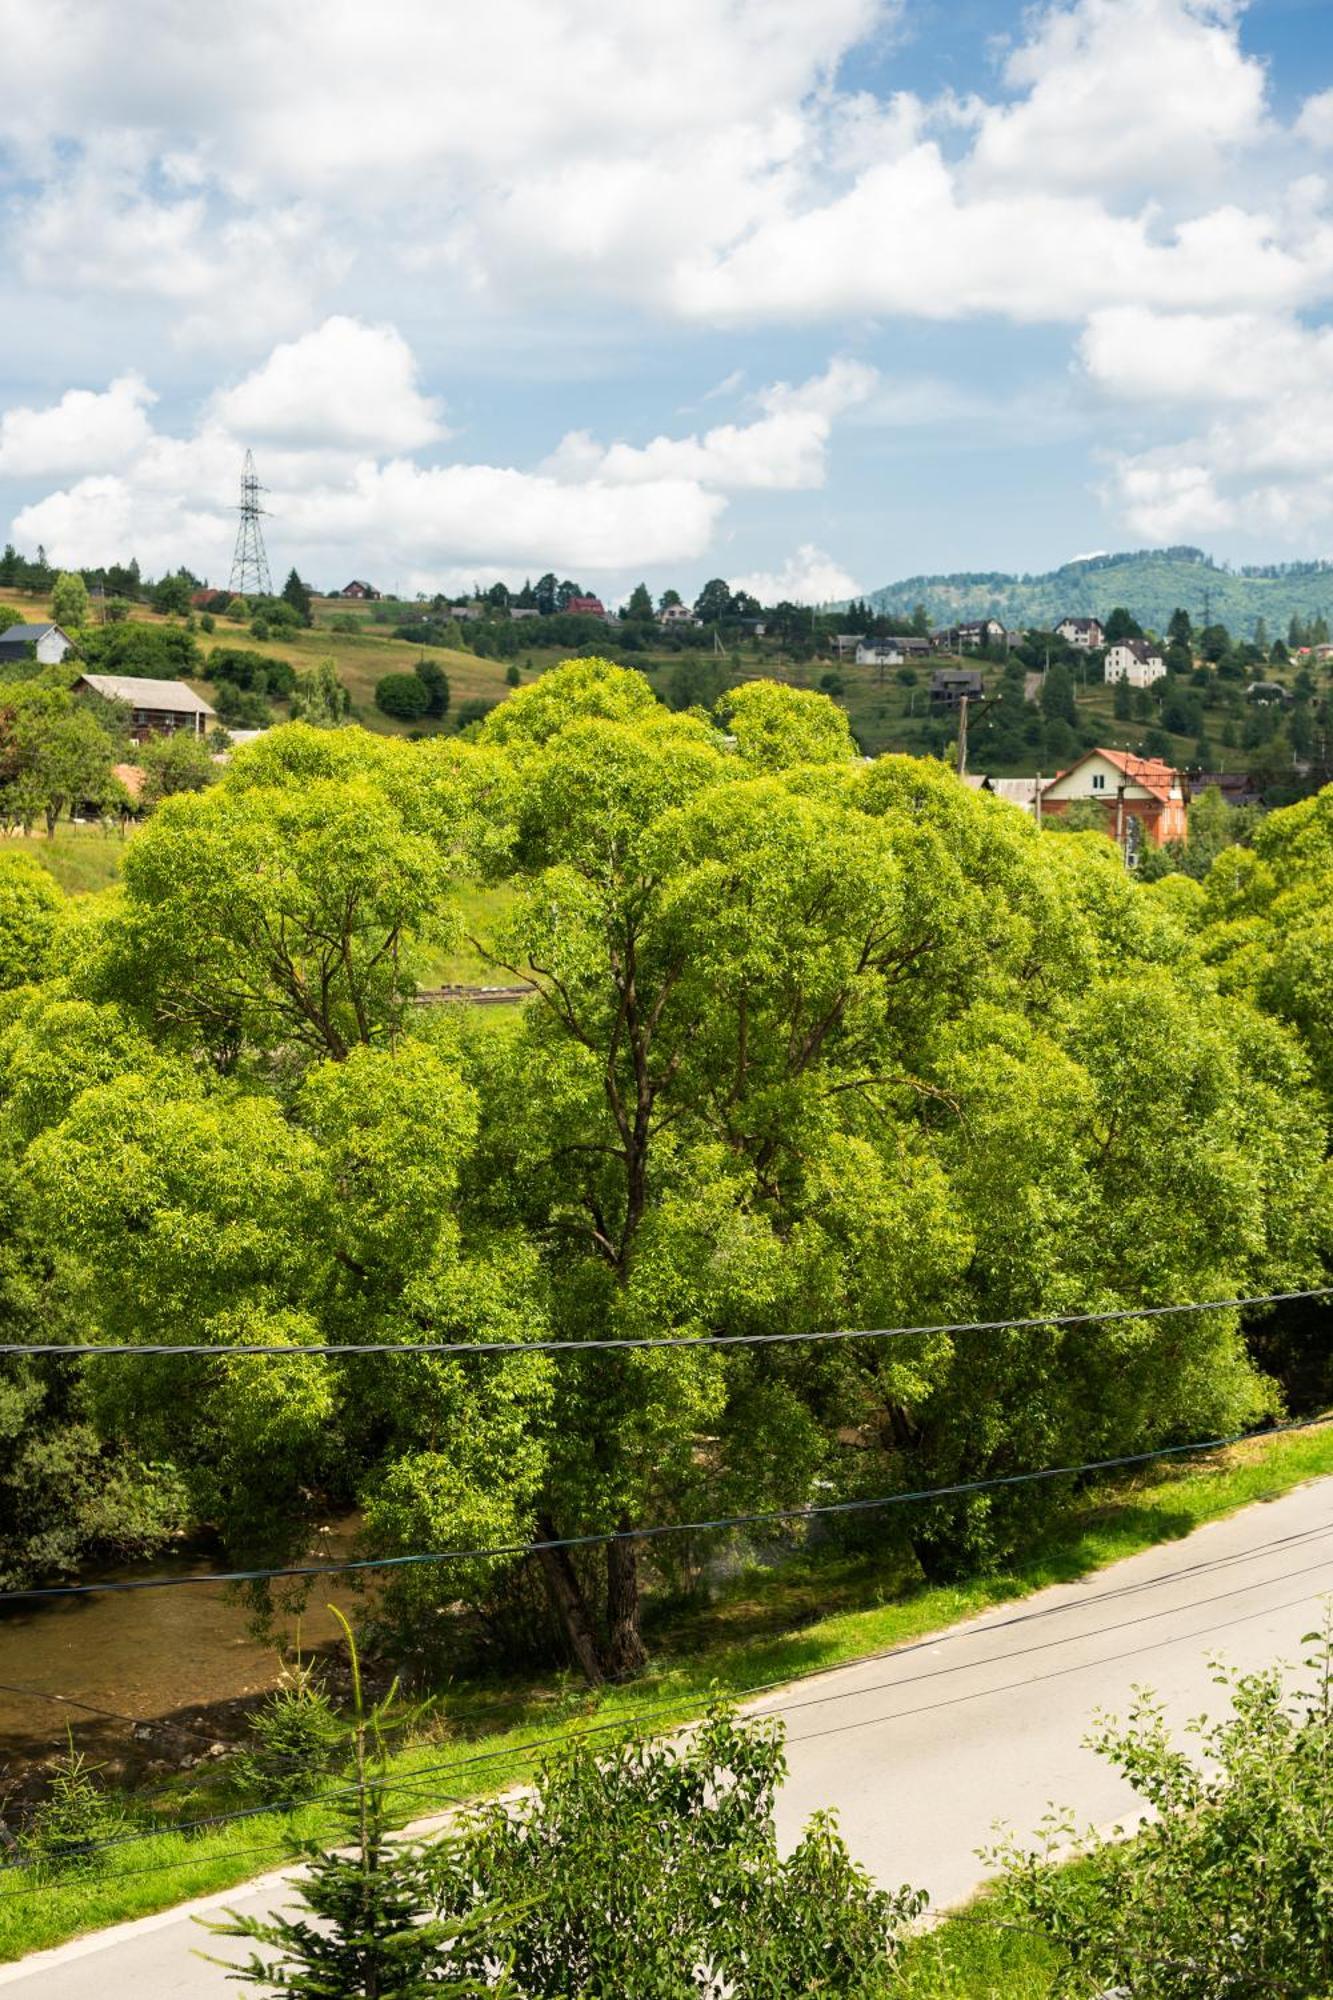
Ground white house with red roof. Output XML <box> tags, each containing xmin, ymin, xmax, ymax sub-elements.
<box><xmin>1041</xmin><ymin>749</ymin><xmax>1187</xmax><ymax>848</ymax></box>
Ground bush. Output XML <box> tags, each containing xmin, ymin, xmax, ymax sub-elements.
<box><xmin>214</xmin><ymin>683</ymin><xmax>274</xmax><ymax>729</ymax></box>
<box><xmin>200</xmin><ymin>612</ymin><xmax>215</xmax><ymax>633</ymax></box>
<box><xmin>21</xmin><ymin>1737</ymin><xmax>126</xmax><ymax>1869</ymax></box>
<box><xmin>433</xmin><ymin>1708</ymin><xmax>922</xmax><ymax>1996</ymax></box>
<box><xmin>375</xmin><ymin>672</ymin><xmax>431</xmax><ymax>721</ymax></box>
<box><xmin>453</xmin><ymin>697</ymin><xmax>495</xmax><ymax>732</ymax></box>
<box><xmin>331</xmin><ymin>613</ymin><xmax>359</xmax><ymax>634</ymax></box>
<box><xmin>998</xmin><ymin>1628</ymin><xmax>1333</xmax><ymax>1998</ymax></box>
<box><xmin>505</xmin><ymin>663</ymin><xmax>521</xmax><ymax>688</ymax></box>
<box><xmin>235</xmin><ymin>1657</ymin><xmax>345</xmax><ymax>1805</ymax></box>
<box><xmin>250</xmin><ymin>615</ymin><xmax>270</xmax><ymax>641</ymax></box>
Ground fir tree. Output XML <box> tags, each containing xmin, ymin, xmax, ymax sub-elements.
<box><xmin>203</xmin><ymin>1615</ymin><xmax>494</xmax><ymax>1998</ymax></box>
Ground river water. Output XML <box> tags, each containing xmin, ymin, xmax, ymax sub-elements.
<box><xmin>0</xmin><ymin>1537</ymin><xmax>366</xmax><ymax>1792</ymax></box>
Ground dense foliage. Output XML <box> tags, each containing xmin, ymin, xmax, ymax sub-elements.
<box><xmin>998</xmin><ymin>1630</ymin><xmax>1333</xmax><ymax>1998</ymax></box>
<box><xmin>0</xmin><ymin>660</ymin><xmax>1329</xmax><ymax>1685</ymax></box>
<box><xmin>433</xmin><ymin>1708</ymin><xmax>920</xmax><ymax>1997</ymax></box>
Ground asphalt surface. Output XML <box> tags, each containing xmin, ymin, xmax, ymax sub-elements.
<box><xmin>6</xmin><ymin>1472</ymin><xmax>1333</xmax><ymax>1994</ymax></box>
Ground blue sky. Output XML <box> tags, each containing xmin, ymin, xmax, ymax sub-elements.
<box><xmin>1</xmin><ymin>0</ymin><xmax>1332</xmax><ymax>603</ymax></box>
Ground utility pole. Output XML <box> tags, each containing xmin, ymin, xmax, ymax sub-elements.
<box><xmin>956</xmin><ymin>693</ymin><xmax>969</xmax><ymax>777</ymax></box>
<box><xmin>1034</xmin><ymin>772</ymin><xmax>1043</xmax><ymax>827</ymax></box>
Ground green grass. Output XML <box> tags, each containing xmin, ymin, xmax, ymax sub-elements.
<box><xmin>11</xmin><ymin>825</ymin><xmax>130</xmax><ymax>895</ymax></box>
<box><xmin>895</xmin><ymin>1904</ymin><xmax>1061</xmax><ymax>1997</ymax></box>
<box><xmin>7</xmin><ymin>1416</ymin><xmax>1333</xmax><ymax>1964</ymax></box>
<box><xmin>415</xmin><ymin>881</ymin><xmax>518</xmax><ymax>987</ymax></box>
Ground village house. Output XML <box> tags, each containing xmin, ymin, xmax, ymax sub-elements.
<box><xmin>856</xmin><ymin>641</ymin><xmax>904</xmax><ymax>668</ymax></box>
<box><xmin>1041</xmin><ymin>748</ymin><xmax>1187</xmax><ymax>848</ymax></box>
<box><xmin>659</xmin><ymin>602</ymin><xmax>699</xmax><ymax>627</ymax></box>
<box><xmin>75</xmin><ymin>672</ymin><xmax>216</xmax><ymax>741</ymax></box>
<box><xmin>832</xmin><ymin>633</ymin><xmax>863</xmax><ymax>658</ymax></box>
<box><xmin>933</xmin><ymin>617</ymin><xmax>1006</xmax><ymax>653</ymax></box>
<box><xmin>964</xmin><ymin>774</ymin><xmax>1043</xmax><ymax>815</ymax></box>
<box><xmin>1103</xmin><ymin>638</ymin><xmax>1166</xmax><ymax>688</ymax></box>
<box><xmin>1246</xmin><ymin>680</ymin><xmax>1292</xmax><ymax>705</ymax></box>
<box><xmin>337</xmin><ymin>580</ymin><xmax>379</xmax><ymax>600</ymax></box>
<box><xmin>0</xmin><ymin>622</ymin><xmax>74</xmax><ymax>666</ymax></box>
<box><xmin>565</xmin><ymin>594</ymin><xmax>608</xmax><ymax>618</ymax></box>
<box><xmin>1056</xmin><ymin>616</ymin><xmax>1105</xmax><ymax>650</ymax></box>
<box><xmin>930</xmin><ymin>666</ymin><xmax>985</xmax><ymax>709</ymax></box>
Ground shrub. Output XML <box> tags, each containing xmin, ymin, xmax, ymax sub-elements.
<box><xmin>453</xmin><ymin>697</ymin><xmax>495</xmax><ymax>732</ymax></box>
<box><xmin>433</xmin><ymin>1708</ymin><xmax>922</xmax><ymax>1996</ymax></box>
<box><xmin>505</xmin><ymin>663</ymin><xmax>521</xmax><ymax>687</ymax></box>
<box><xmin>200</xmin><ymin>612</ymin><xmax>215</xmax><ymax>633</ymax></box>
<box><xmin>21</xmin><ymin>1737</ymin><xmax>126</xmax><ymax>1869</ymax></box>
<box><xmin>375</xmin><ymin>671</ymin><xmax>431</xmax><ymax>721</ymax></box>
<box><xmin>250</xmin><ymin>615</ymin><xmax>270</xmax><ymax>641</ymax></box>
<box><xmin>235</xmin><ymin>1657</ymin><xmax>345</xmax><ymax>1805</ymax></box>
<box><xmin>998</xmin><ymin>1627</ymin><xmax>1333</xmax><ymax>1998</ymax></box>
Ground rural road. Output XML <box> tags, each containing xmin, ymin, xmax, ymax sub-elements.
<box><xmin>6</xmin><ymin>1472</ymin><xmax>1333</xmax><ymax>1993</ymax></box>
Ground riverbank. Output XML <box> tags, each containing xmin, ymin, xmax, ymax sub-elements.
<box><xmin>4</xmin><ymin>1415</ymin><xmax>1333</xmax><ymax>1963</ymax></box>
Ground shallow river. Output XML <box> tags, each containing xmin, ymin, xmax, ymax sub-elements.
<box><xmin>0</xmin><ymin>1536</ymin><xmax>365</xmax><ymax>1788</ymax></box>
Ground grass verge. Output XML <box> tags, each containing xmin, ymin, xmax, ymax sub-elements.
<box><xmin>5</xmin><ymin>1416</ymin><xmax>1333</xmax><ymax>1963</ymax></box>
<box><xmin>4</xmin><ymin>825</ymin><xmax>129</xmax><ymax>896</ymax></box>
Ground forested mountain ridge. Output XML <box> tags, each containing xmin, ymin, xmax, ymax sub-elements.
<box><xmin>863</xmin><ymin>548</ymin><xmax>1333</xmax><ymax>637</ymax></box>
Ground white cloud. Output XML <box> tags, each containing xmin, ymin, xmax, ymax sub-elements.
<box><xmin>543</xmin><ymin>359</ymin><xmax>876</xmax><ymax>492</ymax></box>
<box><xmin>970</xmin><ymin>0</ymin><xmax>1267</xmax><ymax>194</ymax></box>
<box><xmin>1296</xmin><ymin>89</ymin><xmax>1333</xmax><ymax>149</ymax></box>
<box><xmin>4</xmin><ymin>325</ymin><xmax>726</xmax><ymax>581</ymax></box>
<box><xmin>0</xmin><ymin>373</ymin><xmax>155</xmax><ymax>476</ymax></box>
<box><xmin>731</xmin><ymin>544</ymin><xmax>859</xmax><ymax>604</ymax></box>
<box><xmin>210</xmin><ymin>317</ymin><xmax>445</xmax><ymax>452</ymax></box>
<box><xmin>1093</xmin><ymin>305</ymin><xmax>1333</xmax><ymax>541</ymax></box>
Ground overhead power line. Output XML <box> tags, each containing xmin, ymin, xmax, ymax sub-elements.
<box><xmin>3</xmin><ymin>1409</ymin><xmax>1329</xmax><ymax>1605</ymax></box>
<box><xmin>3</xmin><ymin>1286</ymin><xmax>1327</xmax><ymax>1363</ymax></box>
<box><xmin>5</xmin><ymin>1529</ymin><xmax>1332</xmax><ymax>1886</ymax></box>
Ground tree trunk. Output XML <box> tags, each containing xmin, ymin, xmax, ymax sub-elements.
<box><xmin>604</xmin><ymin>1527</ymin><xmax>647</xmax><ymax>1679</ymax></box>
<box><xmin>534</xmin><ymin>1520</ymin><xmax>604</xmax><ymax>1686</ymax></box>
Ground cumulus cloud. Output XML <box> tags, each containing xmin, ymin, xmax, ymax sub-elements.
<box><xmin>1092</xmin><ymin>305</ymin><xmax>1333</xmax><ymax>541</ymax></box>
<box><xmin>3</xmin><ymin>323</ymin><xmax>727</xmax><ymax>580</ymax></box>
<box><xmin>0</xmin><ymin>373</ymin><xmax>155</xmax><ymax>476</ymax></box>
<box><xmin>211</xmin><ymin>317</ymin><xmax>445</xmax><ymax>452</ymax></box>
<box><xmin>970</xmin><ymin>0</ymin><xmax>1266</xmax><ymax>194</ymax></box>
<box><xmin>731</xmin><ymin>544</ymin><xmax>859</xmax><ymax>605</ymax></box>
<box><xmin>544</xmin><ymin>359</ymin><xmax>876</xmax><ymax>491</ymax></box>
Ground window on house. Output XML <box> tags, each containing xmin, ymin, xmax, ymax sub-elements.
<box><xmin>1092</xmin><ymin>774</ymin><xmax>1106</xmax><ymax>791</ymax></box>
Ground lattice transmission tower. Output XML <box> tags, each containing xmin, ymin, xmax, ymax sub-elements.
<box><xmin>228</xmin><ymin>449</ymin><xmax>273</xmax><ymax>597</ymax></box>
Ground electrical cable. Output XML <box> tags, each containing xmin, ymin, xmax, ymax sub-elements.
<box><xmin>8</xmin><ymin>1513</ymin><xmax>1333</xmax><ymax>1877</ymax></box>
<box><xmin>3</xmin><ymin>1408</ymin><xmax>1329</xmax><ymax>1605</ymax></box>
<box><xmin>3</xmin><ymin>1285</ymin><xmax>1325</xmax><ymax>1361</ymax></box>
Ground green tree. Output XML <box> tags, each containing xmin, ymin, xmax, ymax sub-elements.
<box><xmin>413</xmin><ymin>656</ymin><xmax>450</xmax><ymax>719</ymax></box>
<box><xmin>998</xmin><ymin>1627</ymin><xmax>1333</xmax><ymax>2000</ymax></box>
<box><xmin>281</xmin><ymin>569</ymin><xmax>313</xmax><ymax>627</ymax></box>
<box><xmin>1040</xmin><ymin>661</ymin><xmax>1077</xmax><ymax>727</ymax></box>
<box><xmin>693</xmin><ymin>577</ymin><xmax>733</xmax><ymax>623</ymax></box>
<box><xmin>1104</xmin><ymin>607</ymin><xmax>1143</xmax><ymax>644</ymax></box>
<box><xmin>207</xmin><ymin>1617</ymin><xmax>490</xmax><ymax>1998</ymax></box>
<box><xmin>625</xmin><ymin>582</ymin><xmax>654</xmax><ymax>622</ymax></box>
<box><xmin>151</xmin><ymin>573</ymin><xmax>193</xmax><ymax>617</ymax></box>
<box><xmin>375</xmin><ymin>671</ymin><xmax>431</xmax><ymax>721</ymax></box>
<box><xmin>1167</xmin><ymin>606</ymin><xmax>1193</xmax><ymax>649</ymax></box>
<box><xmin>433</xmin><ymin>1708</ymin><xmax>920</xmax><ymax>1997</ymax></box>
<box><xmin>290</xmin><ymin>659</ymin><xmax>352</xmax><ymax>727</ymax></box>
<box><xmin>0</xmin><ymin>850</ymin><xmax>63</xmax><ymax>989</ymax></box>
<box><xmin>720</xmin><ymin>680</ymin><xmax>856</xmax><ymax>770</ymax></box>
<box><xmin>137</xmin><ymin>729</ymin><xmax>218</xmax><ymax>805</ymax></box>
<box><xmin>50</xmin><ymin>572</ymin><xmax>91</xmax><ymax>630</ymax></box>
<box><xmin>0</xmin><ymin>686</ymin><xmax>121</xmax><ymax>835</ymax></box>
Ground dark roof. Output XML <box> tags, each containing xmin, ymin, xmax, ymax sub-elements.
<box><xmin>931</xmin><ymin>667</ymin><xmax>984</xmax><ymax>687</ymax></box>
<box><xmin>0</xmin><ymin>623</ymin><xmax>63</xmax><ymax>644</ymax></box>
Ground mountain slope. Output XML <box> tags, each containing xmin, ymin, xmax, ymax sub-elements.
<box><xmin>864</xmin><ymin>547</ymin><xmax>1333</xmax><ymax>637</ymax></box>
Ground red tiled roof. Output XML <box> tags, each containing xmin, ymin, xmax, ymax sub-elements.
<box><xmin>1046</xmin><ymin>748</ymin><xmax>1180</xmax><ymax>803</ymax></box>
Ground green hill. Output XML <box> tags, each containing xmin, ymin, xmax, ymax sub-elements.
<box><xmin>864</xmin><ymin>547</ymin><xmax>1333</xmax><ymax>639</ymax></box>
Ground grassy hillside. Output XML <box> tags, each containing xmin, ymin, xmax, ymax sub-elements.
<box><xmin>865</xmin><ymin>547</ymin><xmax>1333</xmax><ymax>640</ymax></box>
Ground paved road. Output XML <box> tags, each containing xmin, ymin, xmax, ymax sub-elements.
<box><xmin>6</xmin><ymin>1473</ymin><xmax>1333</xmax><ymax>1993</ymax></box>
